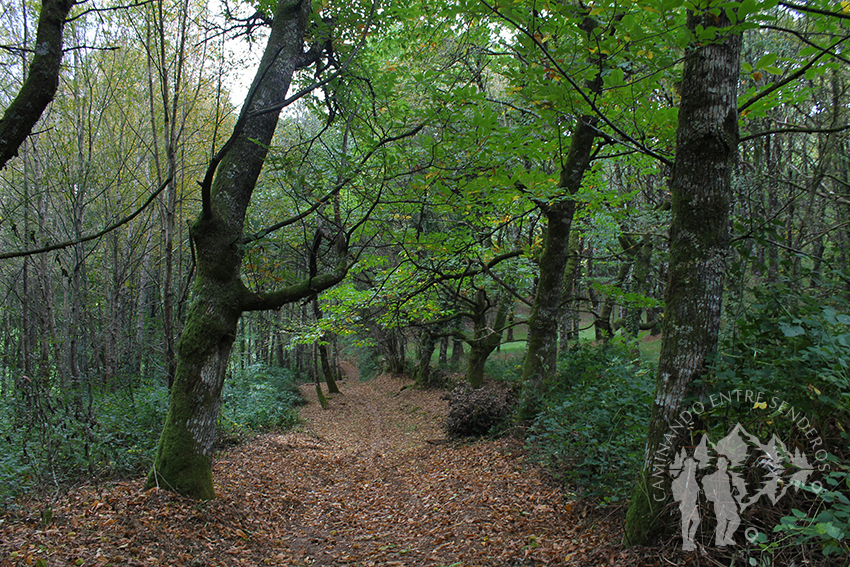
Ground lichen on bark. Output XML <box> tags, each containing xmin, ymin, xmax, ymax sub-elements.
<box><xmin>624</xmin><ymin>5</ymin><xmax>741</xmax><ymax>545</ymax></box>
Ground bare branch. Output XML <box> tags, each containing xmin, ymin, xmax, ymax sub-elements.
<box><xmin>0</xmin><ymin>173</ymin><xmax>173</xmax><ymax>260</ymax></box>
<box><xmin>740</xmin><ymin>123</ymin><xmax>850</xmax><ymax>142</ymax></box>
<box><xmin>779</xmin><ymin>1</ymin><xmax>850</xmax><ymax>21</ymax></box>
<box><xmin>66</xmin><ymin>0</ymin><xmax>155</xmax><ymax>22</ymax></box>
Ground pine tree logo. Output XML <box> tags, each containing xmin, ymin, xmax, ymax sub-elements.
<box><xmin>669</xmin><ymin>423</ymin><xmax>815</xmax><ymax>551</ymax></box>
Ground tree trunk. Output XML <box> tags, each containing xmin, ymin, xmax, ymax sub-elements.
<box><xmin>624</xmin><ymin>5</ymin><xmax>741</xmax><ymax>546</ymax></box>
<box><xmin>450</xmin><ymin>336</ymin><xmax>464</xmax><ymax>367</ymax></box>
<box><xmin>466</xmin><ymin>293</ymin><xmax>510</xmax><ymax>388</ymax></box>
<box><xmin>415</xmin><ymin>327</ymin><xmax>437</xmax><ymax>387</ymax></box>
<box><xmin>519</xmin><ymin>116</ymin><xmax>597</xmax><ymax>417</ymax></box>
<box><xmin>0</xmin><ymin>0</ymin><xmax>75</xmax><ymax>169</ymax></box>
<box><xmin>438</xmin><ymin>335</ymin><xmax>449</xmax><ymax>366</ymax></box>
<box><xmin>558</xmin><ymin>230</ymin><xmax>581</xmax><ymax>351</ymax></box>
<box><xmin>595</xmin><ymin>260</ymin><xmax>630</xmax><ymax>340</ymax></box>
<box><xmin>313</xmin><ymin>299</ymin><xmax>340</xmax><ymax>394</ymax></box>
<box><xmin>147</xmin><ymin>0</ymin><xmax>340</xmax><ymax>499</ymax></box>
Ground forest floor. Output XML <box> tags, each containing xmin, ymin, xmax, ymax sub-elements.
<box><xmin>1</xmin><ymin>368</ymin><xmax>691</xmax><ymax>567</ymax></box>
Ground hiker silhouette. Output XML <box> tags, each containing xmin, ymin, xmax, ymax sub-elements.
<box><xmin>669</xmin><ymin>423</ymin><xmax>815</xmax><ymax>551</ymax></box>
<box><xmin>703</xmin><ymin>455</ymin><xmax>744</xmax><ymax>545</ymax></box>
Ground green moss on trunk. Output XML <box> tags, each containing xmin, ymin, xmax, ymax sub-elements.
<box><xmin>519</xmin><ymin>117</ymin><xmax>597</xmax><ymax>419</ymax></box>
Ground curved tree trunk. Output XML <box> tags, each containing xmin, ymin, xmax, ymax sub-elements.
<box><xmin>147</xmin><ymin>0</ymin><xmax>333</xmax><ymax>500</ymax></box>
<box><xmin>0</xmin><ymin>0</ymin><xmax>75</xmax><ymax>169</ymax></box>
<box><xmin>624</xmin><ymin>4</ymin><xmax>741</xmax><ymax>546</ymax></box>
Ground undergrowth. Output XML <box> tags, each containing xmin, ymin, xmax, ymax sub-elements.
<box><xmin>526</xmin><ymin>341</ymin><xmax>656</xmax><ymax>500</ymax></box>
<box><xmin>219</xmin><ymin>364</ymin><xmax>306</xmax><ymax>433</ymax></box>
<box><xmin>0</xmin><ymin>364</ymin><xmax>304</xmax><ymax>508</ymax></box>
<box><xmin>699</xmin><ymin>280</ymin><xmax>850</xmax><ymax>562</ymax></box>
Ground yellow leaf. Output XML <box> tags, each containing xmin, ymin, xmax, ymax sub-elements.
<box><xmin>590</xmin><ymin>7</ymin><xmax>604</xmax><ymax>15</ymax></box>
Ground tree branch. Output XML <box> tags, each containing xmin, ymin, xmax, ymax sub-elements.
<box><xmin>478</xmin><ymin>0</ymin><xmax>675</xmax><ymax>168</ymax></box>
<box><xmin>242</xmin><ymin>124</ymin><xmax>424</xmax><ymax>244</ymax></box>
<box><xmin>740</xmin><ymin>123</ymin><xmax>850</xmax><ymax>142</ymax></box>
<box><xmin>0</xmin><ymin>172</ymin><xmax>173</xmax><ymax>260</ymax></box>
<box><xmin>779</xmin><ymin>1</ymin><xmax>850</xmax><ymax>21</ymax></box>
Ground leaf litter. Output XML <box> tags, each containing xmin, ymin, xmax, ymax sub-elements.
<box><xmin>1</xmin><ymin>371</ymin><xmax>672</xmax><ymax>566</ymax></box>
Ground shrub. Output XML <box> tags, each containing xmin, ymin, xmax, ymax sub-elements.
<box><xmin>701</xmin><ymin>283</ymin><xmax>850</xmax><ymax>563</ymax></box>
<box><xmin>711</xmin><ymin>283</ymin><xmax>850</xmax><ymax>453</ymax></box>
<box><xmin>483</xmin><ymin>351</ymin><xmax>525</xmax><ymax>383</ymax></box>
<box><xmin>444</xmin><ymin>383</ymin><xmax>516</xmax><ymax>437</ymax></box>
<box><xmin>93</xmin><ymin>383</ymin><xmax>169</xmax><ymax>475</ymax></box>
<box><xmin>527</xmin><ymin>342</ymin><xmax>655</xmax><ymax>498</ymax></box>
<box><xmin>220</xmin><ymin>364</ymin><xmax>306</xmax><ymax>433</ymax></box>
<box><xmin>0</xmin><ymin>378</ymin><xmax>169</xmax><ymax>506</ymax></box>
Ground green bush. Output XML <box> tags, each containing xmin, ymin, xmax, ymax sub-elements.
<box><xmin>0</xmin><ymin>364</ymin><xmax>306</xmax><ymax>507</ymax></box>
<box><xmin>703</xmin><ymin>283</ymin><xmax>850</xmax><ymax>563</ymax></box>
<box><xmin>527</xmin><ymin>342</ymin><xmax>655</xmax><ymax>499</ymax></box>
<box><xmin>483</xmin><ymin>351</ymin><xmax>525</xmax><ymax>383</ymax></box>
<box><xmin>0</xmin><ymin>378</ymin><xmax>169</xmax><ymax>506</ymax></box>
<box><xmin>773</xmin><ymin>458</ymin><xmax>850</xmax><ymax>559</ymax></box>
<box><xmin>705</xmin><ymin>283</ymin><xmax>850</xmax><ymax>468</ymax></box>
<box><xmin>220</xmin><ymin>364</ymin><xmax>306</xmax><ymax>433</ymax></box>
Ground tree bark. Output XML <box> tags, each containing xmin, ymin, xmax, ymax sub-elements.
<box><xmin>415</xmin><ymin>327</ymin><xmax>437</xmax><ymax>387</ymax></box>
<box><xmin>624</xmin><ymin>4</ymin><xmax>741</xmax><ymax>545</ymax></box>
<box><xmin>0</xmin><ymin>0</ymin><xmax>75</xmax><ymax>169</ymax></box>
<box><xmin>147</xmin><ymin>0</ymin><xmax>349</xmax><ymax>500</ymax></box>
<box><xmin>558</xmin><ymin>229</ymin><xmax>581</xmax><ymax>350</ymax></box>
<box><xmin>518</xmin><ymin>116</ymin><xmax>597</xmax><ymax>418</ymax></box>
<box><xmin>465</xmin><ymin>293</ymin><xmax>509</xmax><ymax>388</ymax></box>
<box><xmin>313</xmin><ymin>298</ymin><xmax>340</xmax><ymax>394</ymax></box>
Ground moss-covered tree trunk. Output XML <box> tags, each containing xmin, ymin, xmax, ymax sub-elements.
<box><xmin>313</xmin><ymin>299</ymin><xmax>340</xmax><ymax>394</ymax></box>
<box><xmin>466</xmin><ymin>293</ymin><xmax>510</xmax><ymax>388</ymax></box>
<box><xmin>414</xmin><ymin>327</ymin><xmax>437</xmax><ymax>387</ymax></box>
<box><xmin>624</xmin><ymin>4</ymin><xmax>741</xmax><ymax>545</ymax></box>
<box><xmin>147</xmin><ymin>0</ymin><xmax>350</xmax><ymax>500</ymax></box>
<box><xmin>0</xmin><ymin>0</ymin><xmax>75</xmax><ymax>169</ymax></box>
<box><xmin>519</xmin><ymin>116</ymin><xmax>597</xmax><ymax>417</ymax></box>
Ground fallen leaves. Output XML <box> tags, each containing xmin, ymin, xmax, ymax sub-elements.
<box><xmin>0</xmin><ymin>373</ymin><xmax>667</xmax><ymax>566</ymax></box>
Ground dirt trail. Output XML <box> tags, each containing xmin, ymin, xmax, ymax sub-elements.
<box><xmin>213</xmin><ymin>371</ymin><xmax>593</xmax><ymax>566</ymax></box>
<box><xmin>0</xmin><ymin>370</ymin><xmax>637</xmax><ymax>567</ymax></box>
<box><xmin>296</xmin><ymin>370</ymin><xmax>445</xmax><ymax>459</ymax></box>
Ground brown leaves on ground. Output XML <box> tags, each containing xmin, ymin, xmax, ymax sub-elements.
<box><xmin>0</xmin><ymin>373</ymin><xmax>673</xmax><ymax>566</ymax></box>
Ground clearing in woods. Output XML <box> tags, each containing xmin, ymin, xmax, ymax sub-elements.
<box><xmin>0</xmin><ymin>368</ymin><xmax>662</xmax><ymax>566</ymax></box>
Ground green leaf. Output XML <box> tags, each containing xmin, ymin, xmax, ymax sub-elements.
<box><xmin>780</xmin><ymin>323</ymin><xmax>805</xmax><ymax>337</ymax></box>
<box><xmin>755</xmin><ymin>53</ymin><xmax>778</xmax><ymax>69</ymax></box>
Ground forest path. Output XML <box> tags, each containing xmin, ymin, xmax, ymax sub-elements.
<box><xmin>0</xmin><ymin>371</ymin><xmax>638</xmax><ymax>567</ymax></box>
<box><xmin>238</xmin><ymin>371</ymin><xmax>584</xmax><ymax>566</ymax></box>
